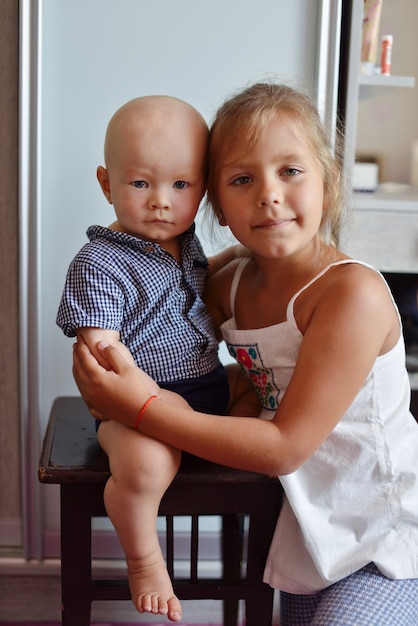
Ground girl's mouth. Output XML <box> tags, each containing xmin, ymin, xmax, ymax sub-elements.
<box><xmin>254</xmin><ymin>218</ymin><xmax>292</xmax><ymax>229</ymax></box>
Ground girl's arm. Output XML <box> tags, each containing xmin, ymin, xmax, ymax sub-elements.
<box><xmin>73</xmin><ymin>336</ymin><xmax>279</xmax><ymax>472</ymax></box>
<box><xmin>73</xmin><ymin>266</ymin><xmax>399</xmax><ymax>476</ymax></box>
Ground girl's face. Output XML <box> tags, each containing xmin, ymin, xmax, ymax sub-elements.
<box><xmin>216</xmin><ymin>112</ymin><xmax>325</xmax><ymax>260</ymax></box>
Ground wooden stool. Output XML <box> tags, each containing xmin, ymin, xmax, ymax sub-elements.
<box><xmin>39</xmin><ymin>396</ymin><xmax>282</xmax><ymax>625</ymax></box>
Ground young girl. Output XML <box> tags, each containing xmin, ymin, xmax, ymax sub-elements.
<box><xmin>73</xmin><ymin>83</ymin><xmax>418</xmax><ymax>625</ymax></box>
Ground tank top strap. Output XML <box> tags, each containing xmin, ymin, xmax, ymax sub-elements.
<box><xmin>229</xmin><ymin>257</ymin><xmax>251</xmax><ymax>318</ymax></box>
<box><xmin>229</xmin><ymin>257</ymin><xmax>388</xmax><ymax>327</ymax></box>
<box><xmin>285</xmin><ymin>259</ymin><xmax>378</xmax><ymax>324</ymax></box>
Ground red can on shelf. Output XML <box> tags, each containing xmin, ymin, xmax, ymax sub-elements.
<box><xmin>381</xmin><ymin>34</ymin><xmax>393</xmax><ymax>76</ymax></box>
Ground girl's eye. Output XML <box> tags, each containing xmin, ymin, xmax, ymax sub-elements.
<box><xmin>132</xmin><ymin>180</ymin><xmax>148</xmax><ymax>188</ymax></box>
<box><xmin>174</xmin><ymin>180</ymin><xmax>188</xmax><ymax>189</ymax></box>
<box><xmin>282</xmin><ymin>167</ymin><xmax>301</xmax><ymax>177</ymax></box>
<box><xmin>232</xmin><ymin>175</ymin><xmax>252</xmax><ymax>186</ymax></box>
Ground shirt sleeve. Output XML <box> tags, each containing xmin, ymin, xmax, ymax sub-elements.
<box><xmin>56</xmin><ymin>259</ymin><xmax>125</xmax><ymax>337</ymax></box>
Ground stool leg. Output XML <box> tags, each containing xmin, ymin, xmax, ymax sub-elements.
<box><xmin>244</xmin><ymin>492</ymin><xmax>281</xmax><ymax>626</ymax></box>
<box><xmin>61</xmin><ymin>484</ymin><xmax>93</xmax><ymax>626</ymax></box>
<box><xmin>222</xmin><ymin>514</ymin><xmax>244</xmax><ymax>626</ymax></box>
<box><xmin>245</xmin><ymin>585</ymin><xmax>274</xmax><ymax>626</ymax></box>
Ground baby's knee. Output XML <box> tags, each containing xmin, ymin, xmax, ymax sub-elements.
<box><xmin>117</xmin><ymin>440</ymin><xmax>181</xmax><ymax>492</ymax></box>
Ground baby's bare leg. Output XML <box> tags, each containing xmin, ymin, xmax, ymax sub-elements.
<box><xmin>98</xmin><ymin>419</ymin><xmax>182</xmax><ymax>621</ymax></box>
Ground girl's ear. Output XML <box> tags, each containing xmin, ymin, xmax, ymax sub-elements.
<box><xmin>97</xmin><ymin>166</ymin><xmax>112</xmax><ymax>204</ymax></box>
<box><xmin>217</xmin><ymin>208</ymin><xmax>228</xmax><ymax>226</ymax></box>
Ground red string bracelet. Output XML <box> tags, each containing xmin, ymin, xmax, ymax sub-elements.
<box><xmin>134</xmin><ymin>394</ymin><xmax>157</xmax><ymax>430</ymax></box>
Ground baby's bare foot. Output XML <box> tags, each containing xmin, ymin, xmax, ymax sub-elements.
<box><xmin>127</xmin><ymin>551</ymin><xmax>182</xmax><ymax>622</ymax></box>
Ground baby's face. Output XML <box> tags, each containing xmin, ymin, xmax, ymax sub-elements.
<box><xmin>102</xmin><ymin>106</ymin><xmax>207</xmax><ymax>248</ymax></box>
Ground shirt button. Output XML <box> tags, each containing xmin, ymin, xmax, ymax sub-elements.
<box><xmin>145</xmin><ymin>244</ymin><xmax>154</xmax><ymax>253</ymax></box>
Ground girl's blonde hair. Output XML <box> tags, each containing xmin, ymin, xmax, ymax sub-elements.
<box><xmin>206</xmin><ymin>82</ymin><xmax>347</xmax><ymax>248</ymax></box>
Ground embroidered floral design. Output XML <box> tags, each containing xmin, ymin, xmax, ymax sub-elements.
<box><xmin>236</xmin><ymin>347</ymin><xmax>252</xmax><ymax>369</ymax></box>
<box><xmin>228</xmin><ymin>344</ymin><xmax>279</xmax><ymax>410</ymax></box>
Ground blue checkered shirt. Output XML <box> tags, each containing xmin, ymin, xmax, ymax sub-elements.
<box><xmin>56</xmin><ymin>225</ymin><xmax>221</xmax><ymax>383</ymax></box>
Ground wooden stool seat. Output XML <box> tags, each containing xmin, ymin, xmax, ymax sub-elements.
<box><xmin>39</xmin><ymin>396</ymin><xmax>282</xmax><ymax>625</ymax></box>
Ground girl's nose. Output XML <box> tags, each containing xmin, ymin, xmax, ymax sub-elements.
<box><xmin>258</xmin><ymin>177</ymin><xmax>282</xmax><ymax>207</ymax></box>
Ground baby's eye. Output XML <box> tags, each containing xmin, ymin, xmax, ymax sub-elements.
<box><xmin>173</xmin><ymin>180</ymin><xmax>188</xmax><ymax>189</ymax></box>
<box><xmin>132</xmin><ymin>180</ymin><xmax>148</xmax><ymax>188</ymax></box>
<box><xmin>232</xmin><ymin>175</ymin><xmax>252</xmax><ymax>186</ymax></box>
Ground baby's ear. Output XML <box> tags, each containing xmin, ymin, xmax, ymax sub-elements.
<box><xmin>97</xmin><ymin>166</ymin><xmax>112</xmax><ymax>204</ymax></box>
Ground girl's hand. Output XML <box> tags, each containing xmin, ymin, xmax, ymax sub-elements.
<box><xmin>72</xmin><ymin>336</ymin><xmax>150</xmax><ymax>427</ymax></box>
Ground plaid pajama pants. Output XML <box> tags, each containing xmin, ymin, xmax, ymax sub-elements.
<box><xmin>280</xmin><ymin>563</ymin><xmax>418</xmax><ymax>626</ymax></box>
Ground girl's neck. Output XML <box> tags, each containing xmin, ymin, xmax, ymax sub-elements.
<box><xmin>253</xmin><ymin>238</ymin><xmax>339</xmax><ymax>289</ymax></box>
<box><xmin>235</xmin><ymin>241</ymin><xmax>343</xmax><ymax>330</ymax></box>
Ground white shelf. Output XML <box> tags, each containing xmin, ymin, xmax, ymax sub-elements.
<box><xmin>359</xmin><ymin>74</ymin><xmax>415</xmax><ymax>88</ymax></box>
<box><xmin>353</xmin><ymin>187</ymin><xmax>418</xmax><ymax>212</ymax></box>
<box><xmin>358</xmin><ymin>74</ymin><xmax>415</xmax><ymax>100</ymax></box>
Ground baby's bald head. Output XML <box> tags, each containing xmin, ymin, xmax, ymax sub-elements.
<box><xmin>103</xmin><ymin>95</ymin><xmax>208</xmax><ymax>171</ymax></box>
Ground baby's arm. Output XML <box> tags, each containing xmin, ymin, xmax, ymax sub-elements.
<box><xmin>207</xmin><ymin>245</ymin><xmax>250</xmax><ymax>279</ymax></box>
<box><xmin>77</xmin><ymin>328</ymin><xmax>160</xmax><ymax>396</ymax></box>
<box><xmin>77</xmin><ymin>328</ymin><xmax>191</xmax><ymax>411</ymax></box>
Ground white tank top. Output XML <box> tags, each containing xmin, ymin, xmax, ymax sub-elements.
<box><xmin>221</xmin><ymin>258</ymin><xmax>418</xmax><ymax>593</ymax></box>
